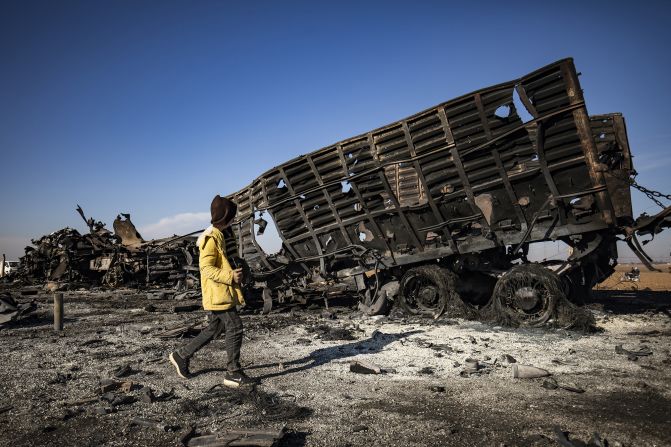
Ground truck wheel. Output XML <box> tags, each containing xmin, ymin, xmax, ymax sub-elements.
<box><xmin>399</xmin><ymin>265</ymin><xmax>456</xmax><ymax>318</ymax></box>
<box><xmin>491</xmin><ymin>264</ymin><xmax>562</xmax><ymax>327</ymax></box>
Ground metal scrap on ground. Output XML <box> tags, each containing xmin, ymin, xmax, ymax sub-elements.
<box><xmin>6</xmin><ymin>206</ymin><xmax>200</xmax><ymax>291</ymax></box>
<box><xmin>0</xmin><ymin>292</ymin><xmax>35</xmax><ymax>328</ymax></box>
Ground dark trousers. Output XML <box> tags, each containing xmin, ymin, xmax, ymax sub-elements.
<box><xmin>176</xmin><ymin>309</ymin><xmax>243</xmax><ymax>372</ymax></box>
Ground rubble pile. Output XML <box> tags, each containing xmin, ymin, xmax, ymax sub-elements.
<box><xmin>6</xmin><ymin>206</ymin><xmax>199</xmax><ymax>290</ymax></box>
<box><xmin>0</xmin><ymin>292</ymin><xmax>35</xmax><ymax>328</ymax></box>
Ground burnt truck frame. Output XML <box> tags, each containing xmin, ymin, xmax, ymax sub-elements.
<box><xmin>224</xmin><ymin>58</ymin><xmax>670</xmax><ymax>325</ymax></box>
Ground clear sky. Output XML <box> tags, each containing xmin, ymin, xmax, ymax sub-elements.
<box><xmin>1</xmin><ymin>0</ymin><xmax>670</xmax><ymax>261</ymax></box>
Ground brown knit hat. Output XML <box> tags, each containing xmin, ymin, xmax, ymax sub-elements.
<box><xmin>210</xmin><ymin>195</ymin><xmax>237</xmax><ymax>230</ymax></box>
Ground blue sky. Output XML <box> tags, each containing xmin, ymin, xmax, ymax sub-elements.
<box><xmin>1</xmin><ymin>0</ymin><xmax>670</xmax><ymax>261</ymax></box>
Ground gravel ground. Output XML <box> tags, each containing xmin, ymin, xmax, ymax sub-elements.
<box><xmin>0</xmin><ymin>285</ymin><xmax>670</xmax><ymax>447</ymax></box>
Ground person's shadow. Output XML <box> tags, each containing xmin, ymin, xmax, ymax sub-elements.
<box><xmin>249</xmin><ymin>329</ymin><xmax>423</xmax><ymax>381</ymax></box>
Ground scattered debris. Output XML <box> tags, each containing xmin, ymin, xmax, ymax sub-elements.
<box><xmin>350</xmin><ymin>360</ymin><xmax>382</xmax><ymax>374</ymax></box>
<box><xmin>173</xmin><ymin>304</ymin><xmax>201</xmax><ymax>313</ymax></box>
<box><xmin>418</xmin><ymin>366</ymin><xmax>435</xmax><ymax>375</ymax></box>
<box><xmin>59</xmin><ymin>407</ymin><xmax>84</xmax><ymax>421</ymax></box>
<box><xmin>460</xmin><ymin>358</ymin><xmax>483</xmax><ymax>377</ymax></box>
<box><xmin>542</xmin><ymin>377</ymin><xmax>585</xmax><ymax>394</ymax></box>
<box><xmin>155</xmin><ymin>324</ymin><xmax>203</xmax><ymax>339</ymax></box>
<box><xmin>306</xmin><ymin>324</ymin><xmax>356</xmax><ymax>341</ymax></box>
<box><xmin>187</xmin><ymin>428</ymin><xmax>286</xmax><ymax>447</ymax></box>
<box><xmin>554</xmin><ymin>426</ymin><xmax>611</xmax><ymax>447</ymax></box>
<box><xmin>0</xmin><ymin>292</ymin><xmax>36</xmax><ymax>328</ymax></box>
<box><xmin>98</xmin><ymin>379</ymin><xmax>122</xmax><ymax>394</ymax></box>
<box><xmin>512</xmin><ymin>364</ymin><xmax>550</xmax><ymax>379</ymax></box>
<box><xmin>101</xmin><ymin>392</ymin><xmax>136</xmax><ymax>407</ymax></box>
<box><xmin>179</xmin><ymin>425</ymin><xmax>197</xmax><ymax>446</ymax></box>
<box><xmin>91</xmin><ymin>406</ymin><xmax>116</xmax><ymax>415</ymax></box>
<box><xmin>8</xmin><ymin>206</ymin><xmax>200</xmax><ymax>290</ymax></box>
<box><xmin>129</xmin><ymin>417</ymin><xmax>169</xmax><ymax>432</ymax></box>
<box><xmin>111</xmin><ymin>364</ymin><xmax>134</xmax><ymax>378</ymax></box>
<box><xmin>139</xmin><ymin>386</ymin><xmax>155</xmax><ymax>403</ymax></box>
<box><xmin>615</xmin><ymin>344</ymin><xmax>653</xmax><ymax>361</ymax></box>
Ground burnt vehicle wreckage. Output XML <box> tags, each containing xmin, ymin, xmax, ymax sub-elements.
<box><xmin>11</xmin><ymin>206</ymin><xmax>200</xmax><ymax>290</ymax></box>
<box><xmin>221</xmin><ymin>58</ymin><xmax>670</xmax><ymax>327</ymax></box>
<box><xmin>5</xmin><ymin>58</ymin><xmax>670</xmax><ymax>327</ymax></box>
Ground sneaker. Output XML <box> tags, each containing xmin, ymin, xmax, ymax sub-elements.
<box><xmin>168</xmin><ymin>351</ymin><xmax>190</xmax><ymax>379</ymax></box>
<box><xmin>223</xmin><ymin>370</ymin><xmax>257</xmax><ymax>388</ymax></box>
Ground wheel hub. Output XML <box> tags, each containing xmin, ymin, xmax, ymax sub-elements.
<box><xmin>514</xmin><ymin>286</ymin><xmax>540</xmax><ymax>311</ymax></box>
<box><xmin>418</xmin><ymin>285</ymin><xmax>438</xmax><ymax>306</ymax></box>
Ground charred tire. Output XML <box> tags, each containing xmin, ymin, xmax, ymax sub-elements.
<box><xmin>399</xmin><ymin>265</ymin><xmax>457</xmax><ymax>318</ymax></box>
<box><xmin>492</xmin><ymin>264</ymin><xmax>563</xmax><ymax>327</ymax></box>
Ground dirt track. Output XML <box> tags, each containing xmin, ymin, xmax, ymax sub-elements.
<box><xmin>1</xmin><ymin>281</ymin><xmax>670</xmax><ymax>447</ymax></box>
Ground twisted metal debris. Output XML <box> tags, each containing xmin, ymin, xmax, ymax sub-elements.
<box><xmin>7</xmin><ymin>206</ymin><xmax>199</xmax><ymax>290</ymax></box>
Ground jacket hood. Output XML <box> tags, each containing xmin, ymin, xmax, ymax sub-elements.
<box><xmin>197</xmin><ymin>225</ymin><xmax>223</xmax><ymax>251</ymax></box>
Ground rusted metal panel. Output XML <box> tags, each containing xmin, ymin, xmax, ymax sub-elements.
<box><xmin>589</xmin><ymin>113</ymin><xmax>634</xmax><ymax>224</ymax></box>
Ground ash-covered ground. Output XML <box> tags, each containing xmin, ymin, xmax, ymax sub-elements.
<box><xmin>1</xmin><ymin>281</ymin><xmax>670</xmax><ymax>447</ymax></box>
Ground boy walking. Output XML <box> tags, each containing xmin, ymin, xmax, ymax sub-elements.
<box><xmin>169</xmin><ymin>195</ymin><xmax>255</xmax><ymax>387</ymax></box>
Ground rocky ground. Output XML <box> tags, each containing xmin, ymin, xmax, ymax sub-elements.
<box><xmin>0</xmin><ymin>277</ymin><xmax>670</xmax><ymax>447</ymax></box>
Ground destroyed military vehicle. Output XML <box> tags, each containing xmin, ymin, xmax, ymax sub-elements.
<box><xmin>222</xmin><ymin>58</ymin><xmax>671</xmax><ymax>326</ymax></box>
<box><xmin>11</xmin><ymin>207</ymin><xmax>200</xmax><ymax>289</ymax></box>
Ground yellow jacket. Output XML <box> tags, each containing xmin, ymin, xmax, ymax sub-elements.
<box><xmin>197</xmin><ymin>226</ymin><xmax>245</xmax><ymax>311</ymax></box>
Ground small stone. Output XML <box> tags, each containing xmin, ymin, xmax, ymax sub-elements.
<box><xmin>350</xmin><ymin>360</ymin><xmax>382</xmax><ymax>374</ymax></box>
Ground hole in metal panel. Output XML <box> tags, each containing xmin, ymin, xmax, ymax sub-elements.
<box><xmin>357</xmin><ymin>222</ymin><xmax>374</xmax><ymax>242</ymax></box>
<box><xmin>341</xmin><ymin>181</ymin><xmax>352</xmax><ymax>193</ymax></box>
<box><xmin>494</xmin><ymin>104</ymin><xmax>511</xmax><ymax>118</ymax></box>
<box><xmin>253</xmin><ymin>211</ymin><xmax>282</xmax><ymax>255</ymax></box>
<box><xmin>440</xmin><ymin>184</ymin><xmax>454</xmax><ymax>194</ymax></box>
<box><xmin>527</xmin><ymin>240</ymin><xmax>572</xmax><ymax>262</ymax></box>
<box><xmin>254</xmin><ymin>217</ymin><xmax>268</xmax><ymax>235</ymax></box>
<box><xmin>512</xmin><ymin>85</ymin><xmax>533</xmax><ymax>123</ymax></box>
<box><xmin>277</xmin><ymin>179</ymin><xmax>286</xmax><ymax>189</ymax></box>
